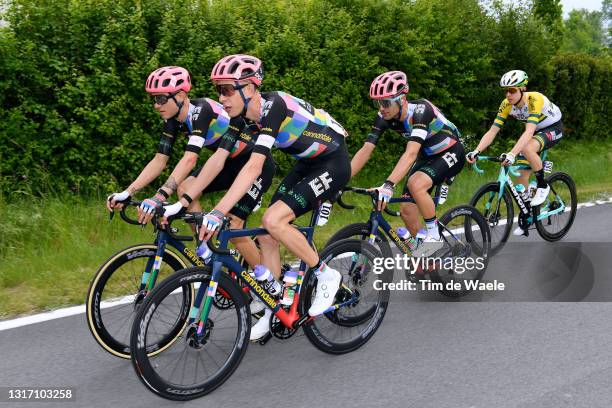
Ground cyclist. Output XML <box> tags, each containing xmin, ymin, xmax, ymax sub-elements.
<box><xmin>351</xmin><ymin>71</ymin><xmax>465</xmax><ymax>257</ymax></box>
<box><xmin>200</xmin><ymin>54</ymin><xmax>351</xmax><ymax>340</ymax></box>
<box><xmin>466</xmin><ymin>70</ymin><xmax>563</xmax><ymax>235</ymax></box>
<box><xmin>107</xmin><ymin>66</ymin><xmax>275</xmax><ymax>268</ymax></box>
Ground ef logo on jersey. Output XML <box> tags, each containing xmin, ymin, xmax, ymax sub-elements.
<box><xmin>262</xmin><ymin>100</ymin><xmax>273</xmax><ymax>118</ymax></box>
<box><xmin>309</xmin><ymin>172</ymin><xmax>333</xmax><ymax>197</ymax></box>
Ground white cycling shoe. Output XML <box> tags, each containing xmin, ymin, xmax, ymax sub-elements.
<box><xmin>308</xmin><ymin>267</ymin><xmax>342</xmax><ymax>316</ymax></box>
<box><xmin>513</xmin><ymin>226</ymin><xmax>527</xmax><ymax>236</ymax></box>
<box><xmin>531</xmin><ymin>185</ymin><xmax>550</xmax><ymax>206</ymax></box>
<box><xmin>249</xmin><ymin>308</ymin><xmax>271</xmax><ymax>341</ymax></box>
<box><xmin>412</xmin><ymin>235</ymin><xmax>444</xmax><ymax>257</ymax></box>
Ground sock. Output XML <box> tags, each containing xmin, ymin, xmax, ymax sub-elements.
<box><xmin>424</xmin><ymin>216</ymin><xmax>440</xmax><ymax>240</ymax></box>
<box><xmin>311</xmin><ymin>259</ymin><xmax>326</xmax><ymax>276</ymax></box>
<box><xmin>535</xmin><ymin>169</ymin><xmax>547</xmax><ymax>188</ymax></box>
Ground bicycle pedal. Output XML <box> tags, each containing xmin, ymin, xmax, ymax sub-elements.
<box><xmin>255</xmin><ymin>332</ymin><xmax>273</xmax><ymax>345</ymax></box>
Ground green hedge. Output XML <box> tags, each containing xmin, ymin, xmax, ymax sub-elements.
<box><xmin>0</xmin><ymin>0</ymin><xmax>609</xmax><ymax>196</ymax></box>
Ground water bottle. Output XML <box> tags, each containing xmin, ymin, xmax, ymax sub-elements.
<box><xmin>281</xmin><ymin>269</ymin><xmax>298</xmax><ymax>306</ymax></box>
<box><xmin>253</xmin><ymin>265</ymin><xmax>282</xmax><ymax>296</ymax></box>
<box><xmin>396</xmin><ymin>227</ymin><xmax>419</xmax><ymax>251</ymax></box>
<box><xmin>438</xmin><ymin>183</ymin><xmax>449</xmax><ymax>205</ymax></box>
<box><xmin>316</xmin><ymin>202</ymin><xmax>333</xmax><ymax>226</ymax></box>
<box><xmin>196</xmin><ymin>240</ymin><xmax>212</xmax><ymax>264</ymax></box>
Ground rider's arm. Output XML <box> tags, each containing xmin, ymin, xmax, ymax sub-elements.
<box><xmin>474</xmin><ymin>125</ymin><xmax>501</xmax><ymax>153</ymax></box>
<box><xmin>350</xmin><ymin>142</ymin><xmax>375</xmax><ymax>178</ymax></box>
<box><xmin>213</xmin><ymin>152</ymin><xmax>266</xmax><ymax>214</ymax></box>
<box><xmin>475</xmin><ymin>99</ymin><xmax>511</xmax><ymax>153</ymax></box>
<box><xmin>126</xmin><ymin>153</ymin><xmax>169</xmax><ymax>196</ymax></box>
<box><xmin>386</xmin><ymin>141</ymin><xmax>420</xmax><ymax>184</ymax></box>
<box><xmin>157</xmin><ymin>151</ymin><xmax>198</xmax><ymax>198</ymax></box>
<box><xmin>351</xmin><ymin>114</ymin><xmax>389</xmax><ymax>178</ymax></box>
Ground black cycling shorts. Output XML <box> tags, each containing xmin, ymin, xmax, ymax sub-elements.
<box><xmin>271</xmin><ymin>142</ymin><xmax>351</xmax><ymax>218</ymax></box>
<box><xmin>190</xmin><ymin>152</ymin><xmax>275</xmax><ymax>220</ymax></box>
<box><xmin>402</xmin><ymin>142</ymin><xmax>466</xmax><ymax>195</ymax></box>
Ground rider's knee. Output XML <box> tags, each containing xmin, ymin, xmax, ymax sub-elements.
<box><xmin>261</xmin><ymin>209</ymin><xmax>282</xmax><ymax>234</ymax></box>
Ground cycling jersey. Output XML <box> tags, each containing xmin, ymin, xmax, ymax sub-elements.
<box><xmin>252</xmin><ymin>92</ymin><xmax>348</xmax><ymax>160</ymax></box>
<box><xmin>366</xmin><ymin>99</ymin><xmax>461</xmax><ymax>156</ymax></box>
<box><xmin>158</xmin><ymin>98</ymin><xmax>253</xmax><ymax>158</ymax></box>
<box><xmin>494</xmin><ymin>92</ymin><xmax>562</xmax><ymax>131</ymax></box>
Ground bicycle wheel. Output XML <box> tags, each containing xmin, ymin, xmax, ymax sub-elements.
<box><xmin>430</xmin><ymin>205</ymin><xmax>490</xmax><ymax>297</ymax></box>
<box><xmin>533</xmin><ymin>172</ymin><xmax>577</xmax><ymax>241</ymax></box>
<box><xmin>130</xmin><ymin>267</ymin><xmax>249</xmax><ymax>401</ymax></box>
<box><xmin>86</xmin><ymin>244</ymin><xmax>192</xmax><ymax>359</ymax></box>
<box><xmin>469</xmin><ymin>182</ymin><xmax>513</xmax><ymax>256</ymax></box>
<box><xmin>300</xmin><ymin>239</ymin><xmax>389</xmax><ymax>354</ymax></box>
<box><xmin>324</xmin><ymin>222</ymin><xmax>393</xmax><ymax>258</ymax></box>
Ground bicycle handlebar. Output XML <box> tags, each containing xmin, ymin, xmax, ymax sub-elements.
<box><xmin>338</xmin><ymin>186</ymin><xmax>400</xmax><ymax>217</ymax></box>
<box><xmin>471</xmin><ymin>156</ymin><xmax>521</xmax><ymax>177</ymax></box>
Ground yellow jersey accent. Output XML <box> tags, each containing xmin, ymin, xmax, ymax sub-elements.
<box><xmin>493</xmin><ymin>92</ymin><xmax>562</xmax><ymax>131</ymax></box>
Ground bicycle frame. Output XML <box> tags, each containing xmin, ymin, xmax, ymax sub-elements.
<box><xmin>475</xmin><ymin>152</ymin><xmax>567</xmax><ymax>225</ymax></box>
<box><xmin>138</xmin><ymin>230</ymin><xmax>207</xmax><ymax>294</ymax></box>
<box><xmin>188</xmin><ymin>210</ymin><xmax>359</xmax><ymax>339</ymax></box>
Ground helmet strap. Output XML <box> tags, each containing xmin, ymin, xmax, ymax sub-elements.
<box><xmin>170</xmin><ymin>94</ymin><xmax>184</xmax><ymax>120</ymax></box>
<box><xmin>237</xmin><ymin>81</ymin><xmax>252</xmax><ymax>117</ymax></box>
<box><xmin>397</xmin><ymin>97</ymin><xmax>407</xmax><ymax>120</ymax></box>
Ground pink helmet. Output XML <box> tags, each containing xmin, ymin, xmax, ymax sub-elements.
<box><xmin>369</xmin><ymin>71</ymin><xmax>409</xmax><ymax>99</ymax></box>
<box><xmin>145</xmin><ymin>66</ymin><xmax>192</xmax><ymax>94</ymax></box>
<box><xmin>210</xmin><ymin>54</ymin><xmax>264</xmax><ymax>86</ymax></box>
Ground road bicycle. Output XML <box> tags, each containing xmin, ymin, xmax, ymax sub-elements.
<box><xmin>326</xmin><ymin>184</ymin><xmax>491</xmax><ymax>297</ymax></box>
<box><xmin>86</xmin><ymin>201</ymin><xmax>254</xmax><ymax>359</ymax></box>
<box><xmin>470</xmin><ymin>151</ymin><xmax>577</xmax><ymax>255</ymax></box>
<box><xmin>129</xmin><ymin>208</ymin><xmax>390</xmax><ymax>400</ymax></box>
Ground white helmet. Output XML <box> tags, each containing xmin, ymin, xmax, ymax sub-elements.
<box><xmin>500</xmin><ymin>70</ymin><xmax>528</xmax><ymax>88</ymax></box>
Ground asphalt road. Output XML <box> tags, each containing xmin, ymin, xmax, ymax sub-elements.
<box><xmin>1</xmin><ymin>203</ymin><xmax>611</xmax><ymax>408</ymax></box>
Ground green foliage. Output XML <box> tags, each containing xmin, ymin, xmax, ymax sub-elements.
<box><xmin>0</xmin><ymin>0</ymin><xmax>609</xmax><ymax>196</ymax></box>
<box><xmin>562</xmin><ymin>9</ymin><xmax>607</xmax><ymax>55</ymax></box>
<box><xmin>547</xmin><ymin>53</ymin><xmax>612</xmax><ymax>140</ymax></box>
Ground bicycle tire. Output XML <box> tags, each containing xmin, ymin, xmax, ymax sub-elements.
<box><xmin>468</xmin><ymin>182</ymin><xmax>513</xmax><ymax>256</ymax></box>
<box><xmin>86</xmin><ymin>244</ymin><xmax>192</xmax><ymax>359</ymax></box>
<box><xmin>299</xmin><ymin>239</ymin><xmax>389</xmax><ymax>354</ymax></box>
<box><xmin>534</xmin><ymin>172</ymin><xmax>577</xmax><ymax>241</ymax></box>
<box><xmin>130</xmin><ymin>267</ymin><xmax>249</xmax><ymax>400</ymax></box>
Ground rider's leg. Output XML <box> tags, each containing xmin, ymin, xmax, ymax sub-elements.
<box><xmin>227</xmin><ymin>214</ymin><xmax>261</xmax><ymax>269</ymax></box>
<box><xmin>524</xmin><ymin>137</ymin><xmax>551</xmax><ymax>206</ymax></box>
<box><xmin>407</xmin><ymin>172</ymin><xmax>437</xmax><ymax>239</ymax></box>
<box><xmin>399</xmin><ymin>202</ymin><xmax>422</xmax><ymax>237</ymax></box>
<box><xmin>516</xmin><ymin>138</ymin><xmax>543</xmax><ymax>190</ymax></box>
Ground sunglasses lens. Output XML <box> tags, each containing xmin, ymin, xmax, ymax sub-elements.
<box><xmin>216</xmin><ymin>85</ymin><xmax>235</xmax><ymax>97</ymax></box>
<box><xmin>373</xmin><ymin>99</ymin><xmax>394</xmax><ymax>108</ymax></box>
<box><xmin>153</xmin><ymin>95</ymin><xmax>171</xmax><ymax>105</ymax></box>
<box><xmin>505</xmin><ymin>88</ymin><xmax>519</xmax><ymax>95</ymax></box>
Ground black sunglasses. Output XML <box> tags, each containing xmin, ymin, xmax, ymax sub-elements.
<box><xmin>216</xmin><ymin>83</ymin><xmax>249</xmax><ymax>97</ymax></box>
<box><xmin>153</xmin><ymin>92</ymin><xmax>178</xmax><ymax>105</ymax></box>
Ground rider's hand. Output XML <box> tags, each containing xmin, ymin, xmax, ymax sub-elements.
<box><xmin>500</xmin><ymin>152</ymin><xmax>515</xmax><ymax>167</ymax></box>
<box><xmin>466</xmin><ymin>150</ymin><xmax>480</xmax><ymax>164</ymax></box>
<box><xmin>161</xmin><ymin>202</ymin><xmax>187</xmax><ymax>225</ymax></box>
<box><xmin>138</xmin><ymin>196</ymin><xmax>164</xmax><ymax>224</ymax></box>
<box><xmin>199</xmin><ymin>209</ymin><xmax>225</xmax><ymax>241</ymax></box>
<box><xmin>107</xmin><ymin>190</ymin><xmax>130</xmax><ymax>212</ymax></box>
<box><xmin>370</xmin><ymin>180</ymin><xmax>394</xmax><ymax>212</ymax></box>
